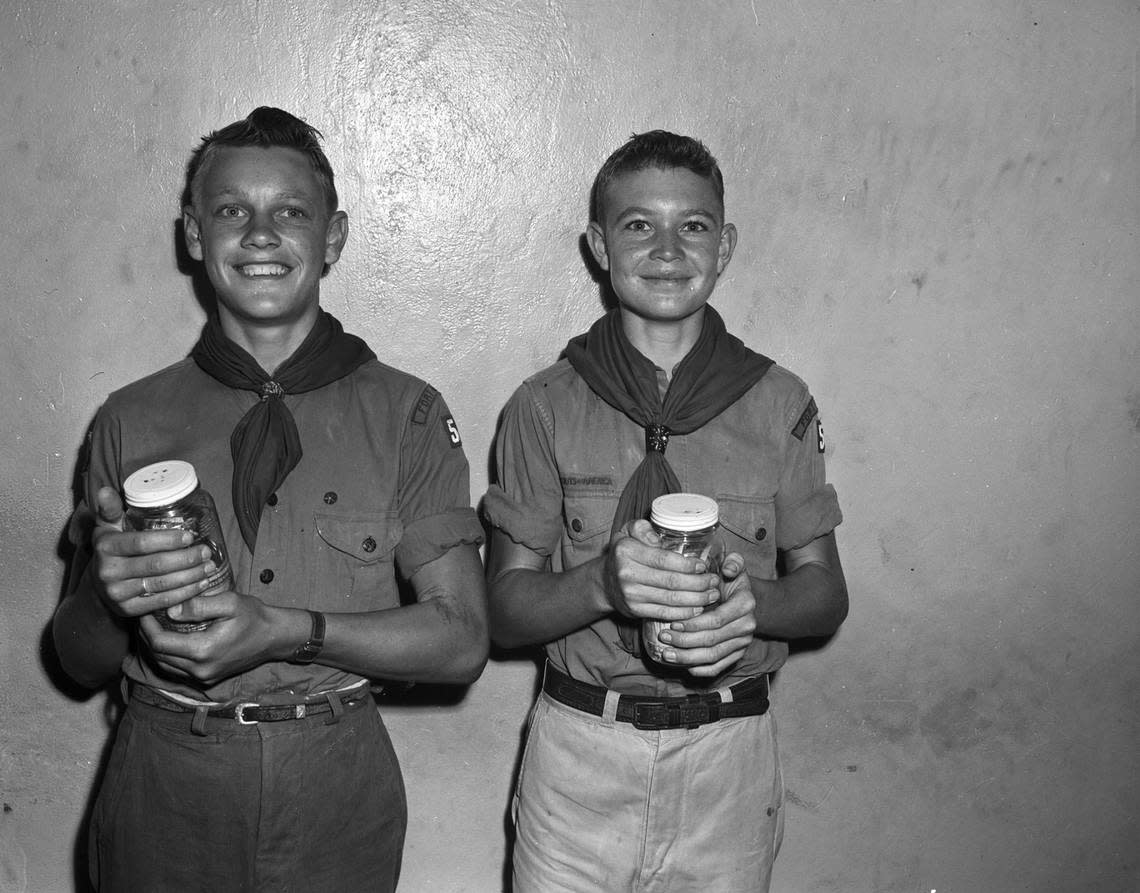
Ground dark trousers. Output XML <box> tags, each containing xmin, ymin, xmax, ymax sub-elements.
<box><xmin>89</xmin><ymin>692</ymin><xmax>407</xmax><ymax>892</ymax></box>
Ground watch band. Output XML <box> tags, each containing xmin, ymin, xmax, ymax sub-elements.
<box><xmin>290</xmin><ymin>610</ymin><xmax>326</xmax><ymax>664</ymax></box>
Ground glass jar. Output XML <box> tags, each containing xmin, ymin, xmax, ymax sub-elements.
<box><xmin>643</xmin><ymin>492</ymin><xmax>722</xmax><ymax>664</ymax></box>
<box><xmin>123</xmin><ymin>460</ymin><xmax>233</xmax><ymax>632</ymax></box>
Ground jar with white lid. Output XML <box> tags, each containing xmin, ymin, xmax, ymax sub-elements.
<box><xmin>643</xmin><ymin>492</ymin><xmax>723</xmax><ymax>664</ymax></box>
<box><xmin>123</xmin><ymin>460</ymin><xmax>233</xmax><ymax>632</ymax></box>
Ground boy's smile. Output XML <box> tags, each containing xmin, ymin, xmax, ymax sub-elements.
<box><xmin>587</xmin><ymin>166</ymin><xmax>736</xmax><ymax>333</ymax></box>
<box><xmin>236</xmin><ymin>262</ymin><xmax>290</xmax><ymax>277</ymax></box>
<box><xmin>183</xmin><ymin>145</ymin><xmax>347</xmax><ymax>339</ymax></box>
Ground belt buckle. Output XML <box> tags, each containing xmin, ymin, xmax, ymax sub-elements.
<box><xmin>236</xmin><ymin>702</ymin><xmax>311</xmax><ymax>724</ymax></box>
<box><xmin>633</xmin><ymin>700</ymin><xmax>710</xmax><ymax>730</ymax></box>
<box><xmin>632</xmin><ymin>701</ymin><xmax>670</xmax><ymax>730</ymax></box>
<box><xmin>632</xmin><ymin>698</ymin><xmax>712</xmax><ymax>730</ymax></box>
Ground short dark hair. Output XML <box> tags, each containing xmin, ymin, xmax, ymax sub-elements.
<box><xmin>184</xmin><ymin>107</ymin><xmax>338</xmax><ymax>213</ymax></box>
<box><xmin>590</xmin><ymin>130</ymin><xmax>725</xmax><ymax>223</ymax></box>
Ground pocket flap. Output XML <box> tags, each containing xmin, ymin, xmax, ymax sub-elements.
<box><xmin>715</xmin><ymin>495</ymin><xmax>775</xmax><ymax>548</ymax></box>
<box><xmin>562</xmin><ymin>493</ymin><xmax>615</xmax><ymax>543</ymax></box>
<box><xmin>314</xmin><ymin>513</ymin><xmax>401</xmax><ymax>562</ymax></box>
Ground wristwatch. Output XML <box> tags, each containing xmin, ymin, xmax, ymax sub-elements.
<box><xmin>290</xmin><ymin>610</ymin><xmax>326</xmax><ymax>664</ymax></box>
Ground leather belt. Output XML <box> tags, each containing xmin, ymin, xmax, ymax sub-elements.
<box><xmin>127</xmin><ymin>680</ymin><xmax>371</xmax><ymax>725</ymax></box>
<box><xmin>542</xmin><ymin>663</ymin><xmax>769</xmax><ymax>731</ymax></box>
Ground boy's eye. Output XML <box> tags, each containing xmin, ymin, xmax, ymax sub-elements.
<box><xmin>217</xmin><ymin>206</ymin><xmax>246</xmax><ymax>219</ymax></box>
<box><xmin>625</xmin><ymin>220</ymin><xmax>651</xmax><ymax>232</ymax></box>
<box><xmin>682</xmin><ymin>220</ymin><xmax>709</xmax><ymax>233</ymax></box>
<box><xmin>280</xmin><ymin>207</ymin><xmax>307</xmax><ymax>220</ymax></box>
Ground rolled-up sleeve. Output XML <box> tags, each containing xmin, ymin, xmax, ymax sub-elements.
<box><xmin>395</xmin><ymin>387</ymin><xmax>484</xmax><ymax>577</ymax></box>
<box><xmin>774</xmin><ymin>390</ymin><xmax>843</xmax><ymax>551</ymax></box>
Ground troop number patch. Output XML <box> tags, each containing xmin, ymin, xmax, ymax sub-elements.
<box><xmin>443</xmin><ymin>416</ymin><xmax>462</xmax><ymax>448</ymax></box>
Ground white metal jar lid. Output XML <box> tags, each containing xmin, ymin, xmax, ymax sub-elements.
<box><xmin>650</xmin><ymin>493</ymin><xmax>719</xmax><ymax>531</ymax></box>
<box><xmin>123</xmin><ymin>460</ymin><xmax>199</xmax><ymax>508</ymax></box>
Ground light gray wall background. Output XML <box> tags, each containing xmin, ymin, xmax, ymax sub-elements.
<box><xmin>2</xmin><ymin>1</ymin><xmax>1137</xmax><ymax>891</ymax></box>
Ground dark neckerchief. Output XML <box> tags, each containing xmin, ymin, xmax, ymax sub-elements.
<box><xmin>191</xmin><ymin>310</ymin><xmax>376</xmax><ymax>552</ymax></box>
<box><xmin>565</xmin><ymin>305</ymin><xmax>774</xmax><ymax>539</ymax></box>
<box><xmin>565</xmin><ymin>306</ymin><xmax>773</xmax><ymax>656</ymax></box>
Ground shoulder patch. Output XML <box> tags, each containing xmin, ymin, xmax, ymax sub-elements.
<box><xmin>412</xmin><ymin>385</ymin><xmax>439</xmax><ymax>425</ymax></box>
<box><xmin>442</xmin><ymin>416</ymin><xmax>463</xmax><ymax>448</ymax></box>
<box><xmin>791</xmin><ymin>397</ymin><xmax>818</xmax><ymax>441</ymax></box>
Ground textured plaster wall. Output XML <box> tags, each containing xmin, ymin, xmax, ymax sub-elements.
<box><xmin>2</xmin><ymin>1</ymin><xmax>1138</xmax><ymax>891</ymax></box>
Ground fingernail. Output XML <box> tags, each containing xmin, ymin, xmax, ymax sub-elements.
<box><xmin>658</xmin><ymin>630</ymin><xmax>672</xmax><ymax>644</ymax></box>
<box><xmin>662</xmin><ymin>650</ymin><xmax>677</xmax><ymax>662</ymax></box>
<box><xmin>180</xmin><ymin>532</ymin><xmax>195</xmax><ymax>546</ymax></box>
<box><xmin>694</xmin><ymin>562</ymin><xmax>707</xmax><ymax>574</ymax></box>
<box><xmin>203</xmin><ymin>561</ymin><xmax>217</xmax><ymax>575</ymax></box>
<box><xmin>200</xmin><ymin>546</ymin><xmax>213</xmax><ymax>561</ymax></box>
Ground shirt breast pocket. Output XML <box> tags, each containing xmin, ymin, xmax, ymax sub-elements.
<box><xmin>561</xmin><ymin>491</ymin><xmax>618</xmax><ymax>567</ymax></box>
<box><xmin>313</xmin><ymin>511</ymin><xmax>403</xmax><ymax>609</ymax></box>
<box><xmin>715</xmin><ymin>495</ymin><xmax>778</xmax><ymax>581</ymax></box>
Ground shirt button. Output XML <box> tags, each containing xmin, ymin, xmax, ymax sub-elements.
<box><xmin>267</xmin><ymin>493</ymin><xmax>278</xmax><ymax>506</ymax></box>
<box><xmin>259</xmin><ymin>569</ymin><xmax>274</xmax><ymax>584</ymax></box>
<box><xmin>362</xmin><ymin>536</ymin><xmax>377</xmax><ymax>553</ymax></box>
<box><xmin>755</xmin><ymin>527</ymin><xmax>767</xmax><ymax>541</ymax></box>
<box><xmin>323</xmin><ymin>491</ymin><xmax>338</xmax><ymax>505</ymax></box>
<box><xmin>570</xmin><ymin>518</ymin><xmax>583</xmax><ymax>533</ymax></box>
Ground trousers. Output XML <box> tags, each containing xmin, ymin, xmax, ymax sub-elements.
<box><xmin>512</xmin><ymin>690</ymin><xmax>785</xmax><ymax>893</ymax></box>
<box><xmin>88</xmin><ymin>690</ymin><xmax>407</xmax><ymax>892</ymax></box>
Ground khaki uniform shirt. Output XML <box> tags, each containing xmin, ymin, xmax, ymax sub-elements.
<box><xmin>74</xmin><ymin>355</ymin><xmax>482</xmax><ymax>702</ymax></box>
<box><xmin>484</xmin><ymin>356</ymin><xmax>842</xmax><ymax>696</ymax></box>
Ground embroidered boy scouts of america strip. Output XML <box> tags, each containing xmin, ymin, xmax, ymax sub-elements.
<box><xmin>559</xmin><ymin>475</ymin><xmax>615</xmax><ymax>488</ymax></box>
<box><xmin>792</xmin><ymin>397</ymin><xmax>826</xmax><ymax>453</ymax></box>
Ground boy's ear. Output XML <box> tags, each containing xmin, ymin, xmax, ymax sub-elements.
<box><xmin>324</xmin><ymin>210</ymin><xmax>349</xmax><ymax>266</ymax></box>
<box><xmin>585</xmin><ymin>221</ymin><xmax>610</xmax><ymax>271</ymax></box>
<box><xmin>717</xmin><ymin>222</ymin><xmax>738</xmax><ymax>276</ymax></box>
<box><xmin>182</xmin><ymin>206</ymin><xmax>204</xmax><ymax>262</ymax></box>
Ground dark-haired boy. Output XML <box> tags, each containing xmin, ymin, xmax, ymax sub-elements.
<box><xmin>53</xmin><ymin>107</ymin><xmax>488</xmax><ymax>892</ymax></box>
<box><xmin>484</xmin><ymin>131</ymin><xmax>848</xmax><ymax>891</ymax></box>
